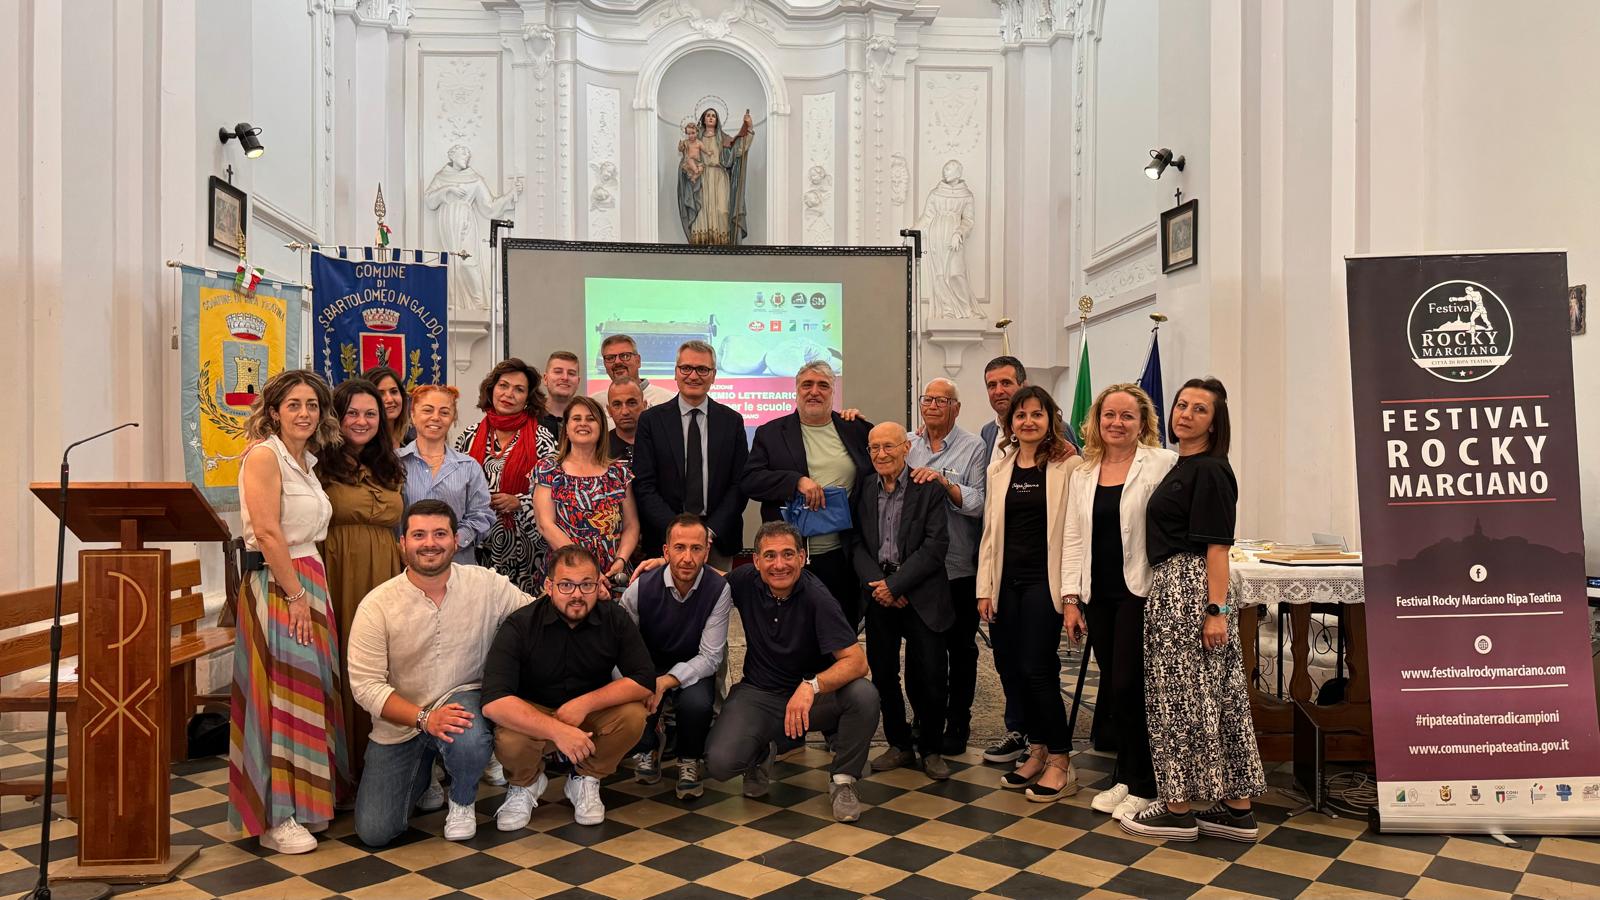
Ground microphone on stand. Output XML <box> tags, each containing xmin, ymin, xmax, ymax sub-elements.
<box><xmin>27</xmin><ymin>421</ymin><xmax>138</xmax><ymax>900</ymax></box>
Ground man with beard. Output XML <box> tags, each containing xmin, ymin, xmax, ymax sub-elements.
<box><xmin>482</xmin><ymin>545</ymin><xmax>654</xmax><ymax>828</ymax></box>
<box><xmin>590</xmin><ymin>334</ymin><xmax>675</xmax><ymax>412</ymax></box>
<box><xmin>618</xmin><ymin>514</ymin><xmax>732</xmax><ymax>799</ymax></box>
<box><xmin>704</xmin><ymin>522</ymin><xmax>880</xmax><ymax>823</ymax></box>
<box><xmin>347</xmin><ymin>500</ymin><xmax>534</xmax><ymax>846</ymax></box>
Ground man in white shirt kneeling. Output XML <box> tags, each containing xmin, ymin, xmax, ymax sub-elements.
<box><xmin>347</xmin><ymin>499</ymin><xmax>532</xmax><ymax>846</ymax></box>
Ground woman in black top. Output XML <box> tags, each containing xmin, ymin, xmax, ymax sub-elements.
<box><xmin>975</xmin><ymin>386</ymin><xmax>1082</xmax><ymax>801</ymax></box>
<box><xmin>1119</xmin><ymin>377</ymin><xmax>1266</xmax><ymax>844</ymax></box>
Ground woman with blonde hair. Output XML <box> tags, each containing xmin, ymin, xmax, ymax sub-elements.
<box><xmin>975</xmin><ymin>385</ymin><xmax>1082</xmax><ymax>801</ymax></box>
<box><xmin>533</xmin><ymin>394</ymin><xmax>639</xmax><ymax>587</ymax></box>
<box><xmin>1059</xmin><ymin>383</ymin><xmax>1176</xmax><ymax>822</ymax></box>
<box><xmin>229</xmin><ymin>369</ymin><xmax>347</xmax><ymax>855</ymax></box>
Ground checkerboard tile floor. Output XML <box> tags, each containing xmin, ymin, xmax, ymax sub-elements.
<box><xmin>4</xmin><ymin>730</ymin><xmax>1599</xmax><ymax>899</ymax></box>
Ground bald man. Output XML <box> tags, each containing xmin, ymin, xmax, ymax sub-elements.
<box><xmin>851</xmin><ymin>422</ymin><xmax>954</xmax><ymax>779</ymax></box>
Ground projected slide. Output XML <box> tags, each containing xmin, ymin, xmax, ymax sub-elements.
<box><xmin>585</xmin><ymin>277</ymin><xmax>843</xmax><ymax>429</ymax></box>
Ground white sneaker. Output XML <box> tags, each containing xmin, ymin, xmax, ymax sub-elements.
<box><xmin>259</xmin><ymin>816</ymin><xmax>317</xmax><ymax>854</ymax></box>
<box><xmin>1092</xmin><ymin>782</ymin><xmax>1130</xmax><ymax>813</ymax></box>
<box><xmin>444</xmin><ymin>799</ymin><xmax>478</xmax><ymax>841</ymax></box>
<box><xmin>1113</xmin><ymin>795</ymin><xmax>1156</xmax><ymax>822</ymax></box>
<box><xmin>417</xmin><ymin>777</ymin><xmax>445</xmax><ymax>811</ymax></box>
<box><xmin>482</xmin><ymin>756</ymin><xmax>507</xmax><ymax>786</ymax></box>
<box><xmin>495</xmin><ymin>774</ymin><xmax>546</xmax><ymax>831</ymax></box>
<box><xmin>564</xmin><ymin>774</ymin><xmax>605</xmax><ymax>826</ymax></box>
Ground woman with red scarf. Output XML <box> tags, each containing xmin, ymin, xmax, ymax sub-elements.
<box><xmin>456</xmin><ymin>358</ymin><xmax>558</xmax><ymax>593</ymax></box>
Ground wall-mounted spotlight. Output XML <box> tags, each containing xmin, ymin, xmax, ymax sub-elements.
<box><xmin>219</xmin><ymin>122</ymin><xmax>265</xmax><ymax>159</ymax></box>
<box><xmin>1145</xmin><ymin>148</ymin><xmax>1184</xmax><ymax>180</ymax></box>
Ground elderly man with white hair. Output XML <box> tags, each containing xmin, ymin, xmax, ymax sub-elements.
<box><xmin>742</xmin><ymin>360</ymin><xmax>874</xmax><ymax>629</ymax></box>
<box><xmin>906</xmin><ymin>376</ymin><xmax>990</xmax><ymax>755</ymax></box>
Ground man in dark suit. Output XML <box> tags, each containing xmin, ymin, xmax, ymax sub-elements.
<box><xmin>852</xmin><ymin>421</ymin><xmax>953</xmax><ymax>779</ymax></box>
<box><xmin>741</xmin><ymin>360</ymin><xmax>872</xmax><ymax>629</ymax></box>
<box><xmin>631</xmin><ymin>340</ymin><xmax>748</xmax><ymax>568</ymax></box>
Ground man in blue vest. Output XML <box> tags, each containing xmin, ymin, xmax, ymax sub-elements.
<box><xmin>618</xmin><ymin>513</ymin><xmax>733</xmax><ymax>800</ymax></box>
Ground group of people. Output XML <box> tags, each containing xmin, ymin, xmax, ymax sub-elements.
<box><xmin>225</xmin><ymin>333</ymin><xmax>1264</xmax><ymax>857</ymax></box>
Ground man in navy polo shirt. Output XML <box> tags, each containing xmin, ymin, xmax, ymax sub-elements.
<box><xmin>704</xmin><ymin>521</ymin><xmax>880</xmax><ymax>823</ymax></box>
<box><xmin>618</xmin><ymin>514</ymin><xmax>732</xmax><ymax>800</ymax></box>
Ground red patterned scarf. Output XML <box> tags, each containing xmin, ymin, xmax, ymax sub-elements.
<box><xmin>466</xmin><ymin>411</ymin><xmax>541</xmax><ymax>517</ymax></box>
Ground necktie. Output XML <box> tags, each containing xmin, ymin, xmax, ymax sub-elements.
<box><xmin>685</xmin><ymin>408</ymin><xmax>705</xmax><ymax>515</ymax></box>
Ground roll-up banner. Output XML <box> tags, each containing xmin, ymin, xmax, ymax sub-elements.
<box><xmin>1345</xmin><ymin>250</ymin><xmax>1599</xmax><ymax>834</ymax></box>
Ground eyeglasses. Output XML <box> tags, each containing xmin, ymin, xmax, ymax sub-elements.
<box><xmin>918</xmin><ymin>395</ymin><xmax>954</xmax><ymax>407</ymax></box>
<box><xmin>676</xmin><ymin>364</ymin><xmax>714</xmax><ymax>377</ymax></box>
<box><xmin>552</xmin><ymin>580</ymin><xmax>603</xmax><ymax>596</ymax></box>
<box><xmin>602</xmin><ymin>351</ymin><xmax>637</xmax><ymax>364</ymax></box>
<box><xmin>867</xmin><ymin>441</ymin><xmax>907</xmax><ymax>455</ymax></box>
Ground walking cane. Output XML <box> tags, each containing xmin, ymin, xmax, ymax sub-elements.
<box><xmin>1064</xmin><ymin>641</ymin><xmax>1093</xmax><ymax>746</ymax></box>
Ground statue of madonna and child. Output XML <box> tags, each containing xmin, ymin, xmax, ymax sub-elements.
<box><xmin>675</xmin><ymin>106</ymin><xmax>755</xmax><ymax>246</ymax></box>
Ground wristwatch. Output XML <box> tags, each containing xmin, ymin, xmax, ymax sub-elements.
<box><xmin>1205</xmin><ymin>603</ymin><xmax>1229</xmax><ymax>616</ymax></box>
<box><xmin>804</xmin><ymin>676</ymin><xmax>822</xmax><ymax>695</ymax></box>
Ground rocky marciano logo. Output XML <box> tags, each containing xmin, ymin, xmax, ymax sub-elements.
<box><xmin>1407</xmin><ymin>280</ymin><xmax>1515</xmax><ymax>383</ymax></box>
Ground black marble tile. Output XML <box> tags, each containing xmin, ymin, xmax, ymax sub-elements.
<box><xmin>661</xmin><ymin>812</ymin><xmax>737</xmax><ymax>843</ymax></box>
<box><xmin>988</xmin><ymin>870</ymin><xmax>1093</xmax><ymax>900</ymax></box>
<box><xmin>852</xmin><ymin>805</ymin><xmax>928</xmax><ymax>836</ymax></box>
<box><xmin>1318</xmin><ymin>860</ymin><xmax>1421</xmax><ymax>897</ymax></box>
<box><xmin>1422</xmin><ymin>855</ymin><xmax>1525</xmax><ymax>894</ymax></box>
<box><xmin>934</xmin><ymin>804</ymin><xmax>1020</xmax><ymax>834</ymax></box>
<box><xmin>916</xmin><ymin>778</ymin><xmax>994</xmax><ymax>803</ymax></box>
<box><xmin>301</xmin><ymin>855</ymin><xmax>412</xmax><ymax>894</ymax></box>
<box><xmin>418</xmin><ymin>851</ymin><xmax>524</xmax><ymax>889</ymax></box>
<box><xmin>1208</xmin><ymin>862</ymin><xmax>1312</xmax><ymax>899</ymax></box>
<box><xmin>546</xmin><ymin>817</ymin><xmax>639</xmax><ymax>847</ymax></box>
<box><xmin>1062</xmin><ymin>831</ymin><xmax>1155</xmax><ymax>867</ymax></box>
<box><xmin>650</xmin><ymin>885</ymin><xmax>744</xmax><ymax>900</ymax></box>
<box><xmin>1100</xmin><ymin>867</ymin><xmax>1205</xmax><ymax>900</ymax></box>
<box><xmin>532</xmin><ymin>847</ymin><xmax>632</xmax><ymax>883</ymax></box>
<box><xmin>1527</xmin><ymin>852</ymin><xmax>1600</xmax><ymax>886</ymax></box>
<box><xmin>189</xmin><ymin>858</ymin><xmax>302</xmax><ymax>896</ymax></box>
<box><xmin>645</xmin><ymin>844</ymin><xmax>743</xmax><ymax>882</ymax></box>
<box><xmin>750</xmin><ymin>840</ymin><xmax>845</xmax><ymax>876</ymax></box>
<box><xmin>748</xmin><ymin>809</ymin><xmax>830</xmax><ymax>839</ymax></box>
<box><xmin>958</xmin><ymin>835</ymin><xmax>1055</xmax><ymax>870</ymax></box>
<box><xmin>877</xmin><ymin>872</ymin><xmax>980</xmax><ymax>900</ymax></box>
<box><xmin>754</xmin><ymin>880</ymin><xmax>858</xmax><ymax>900</ymax></box>
<box><xmin>854</xmin><ymin>836</ymin><xmax>947</xmax><ymax>873</ymax></box>
<box><xmin>845</xmin><ymin>778</ymin><xmax>908</xmax><ymax>806</ymax></box>
<box><xmin>1030</xmin><ymin>801</ymin><xmax>1107</xmax><ymax>831</ymax></box>
<box><xmin>1261</xmin><ymin>822</ymin><xmax>1353</xmax><ymax>857</ymax></box>
<box><xmin>1357</xmin><ymin>828</ymin><xmax>1450</xmax><ymax>855</ymax></box>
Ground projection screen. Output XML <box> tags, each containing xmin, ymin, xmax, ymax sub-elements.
<box><xmin>501</xmin><ymin>240</ymin><xmax>913</xmax><ymax>434</ymax></box>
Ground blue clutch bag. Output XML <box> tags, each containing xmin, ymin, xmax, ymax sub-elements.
<box><xmin>780</xmin><ymin>486</ymin><xmax>853</xmax><ymax>537</ymax></box>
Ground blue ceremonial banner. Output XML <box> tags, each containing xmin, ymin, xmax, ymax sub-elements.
<box><xmin>311</xmin><ymin>246</ymin><xmax>449</xmax><ymax>388</ymax></box>
<box><xmin>1138</xmin><ymin>328</ymin><xmax>1167</xmax><ymax>447</ymax></box>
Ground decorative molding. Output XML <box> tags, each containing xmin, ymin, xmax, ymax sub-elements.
<box><xmin>922</xmin><ymin>320</ymin><xmax>993</xmax><ymax>375</ymax></box>
<box><xmin>848</xmin><ymin>72</ymin><xmax>865</xmax><ymax>242</ymax></box>
<box><xmin>434</xmin><ymin>57</ymin><xmax>492</xmax><ymax>148</ymax></box>
<box><xmin>314</xmin><ymin>1</ymin><xmax>335</xmax><ymax>239</ymax></box>
<box><xmin>557</xmin><ymin>63</ymin><xmax>573</xmax><ymax>238</ymax></box>
<box><xmin>331</xmin><ymin>0</ymin><xmax>413</xmax><ymax>31</ymax></box>
<box><xmin>586</xmin><ymin>85</ymin><xmax>622</xmax><ymax>240</ymax></box>
<box><xmin>252</xmin><ymin>196</ymin><xmax>319</xmax><ymax>247</ymax></box>
<box><xmin>919</xmin><ymin>70</ymin><xmax>984</xmax><ymax>161</ymax></box>
<box><xmin>505</xmin><ymin>23</ymin><xmax>554</xmax><ymax>79</ymax></box>
<box><xmin>801</xmin><ymin>93</ymin><xmax>835</xmax><ymax>245</ymax></box>
<box><xmin>651</xmin><ymin>0</ymin><xmax>775</xmax><ymax>39</ymax></box>
<box><xmin>865</xmin><ymin>36</ymin><xmax>897</xmax><ymax>93</ymax></box>
<box><xmin>1082</xmin><ymin>251</ymin><xmax>1158</xmax><ymax>305</ymax></box>
<box><xmin>1086</xmin><ymin>220</ymin><xmax>1157</xmax><ymax>275</ymax></box>
<box><xmin>888</xmin><ymin>154</ymin><xmax>909</xmax><ymax>206</ymax></box>
<box><xmin>994</xmin><ymin>0</ymin><xmax>1079</xmax><ymax>44</ymax></box>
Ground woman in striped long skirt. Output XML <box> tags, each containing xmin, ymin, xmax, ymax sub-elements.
<box><xmin>229</xmin><ymin>369</ymin><xmax>348</xmax><ymax>855</ymax></box>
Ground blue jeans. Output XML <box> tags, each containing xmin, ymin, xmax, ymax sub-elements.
<box><xmin>354</xmin><ymin>689</ymin><xmax>493</xmax><ymax>847</ymax></box>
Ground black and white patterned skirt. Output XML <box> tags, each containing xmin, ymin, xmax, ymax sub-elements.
<box><xmin>1143</xmin><ymin>552</ymin><xmax>1267</xmax><ymax>804</ymax></box>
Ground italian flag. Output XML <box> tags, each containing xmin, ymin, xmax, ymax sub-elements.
<box><xmin>377</xmin><ymin>222</ymin><xmax>392</xmax><ymax>247</ymax></box>
<box><xmin>235</xmin><ymin>260</ymin><xmax>264</xmax><ymax>293</ymax></box>
<box><xmin>1068</xmin><ymin>336</ymin><xmax>1092</xmax><ymax>449</ymax></box>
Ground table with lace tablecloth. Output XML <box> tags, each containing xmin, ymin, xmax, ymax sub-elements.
<box><xmin>1229</xmin><ymin>559</ymin><xmax>1372</xmax><ymax>764</ymax></box>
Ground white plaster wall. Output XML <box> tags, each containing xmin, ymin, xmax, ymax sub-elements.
<box><xmin>1090</xmin><ymin>0</ymin><xmax>1158</xmax><ymax>257</ymax></box>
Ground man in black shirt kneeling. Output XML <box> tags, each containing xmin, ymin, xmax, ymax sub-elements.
<box><xmin>704</xmin><ymin>521</ymin><xmax>881</xmax><ymax>823</ymax></box>
<box><xmin>482</xmin><ymin>545</ymin><xmax>654</xmax><ymax>829</ymax></box>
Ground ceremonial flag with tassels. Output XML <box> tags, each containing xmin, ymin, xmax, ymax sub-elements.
<box><xmin>1138</xmin><ymin>329</ymin><xmax>1167</xmax><ymax>446</ymax></box>
<box><xmin>1069</xmin><ymin>336</ymin><xmax>1093</xmax><ymax>447</ymax></box>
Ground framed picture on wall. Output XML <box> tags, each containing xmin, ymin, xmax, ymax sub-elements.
<box><xmin>1160</xmin><ymin>198</ymin><xmax>1199</xmax><ymax>274</ymax></box>
<box><xmin>208</xmin><ymin>176</ymin><xmax>247</xmax><ymax>256</ymax></box>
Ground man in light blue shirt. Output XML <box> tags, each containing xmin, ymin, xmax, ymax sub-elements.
<box><xmin>907</xmin><ymin>377</ymin><xmax>988</xmax><ymax>756</ymax></box>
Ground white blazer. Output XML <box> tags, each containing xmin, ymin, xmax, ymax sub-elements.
<box><xmin>975</xmin><ymin>447</ymin><xmax>1082</xmax><ymax>612</ymax></box>
<box><xmin>1059</xmin><ymin>444</ymin><xmax>1178</xmax><ymax>605</ymax></box>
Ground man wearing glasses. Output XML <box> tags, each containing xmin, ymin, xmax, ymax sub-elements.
<box><xmin>589</xmin><ymin>334</ymin><xmax>675</xmax><ymax>411</ymax></box>
<box><xmin>482</xmin><ymin>545</ymin><xmax>654</xmax><ymax>829</ymax></box>
<box><xmin>704</xmin><ymin>522</ymin><xmax>880</xmax><ymax>823</ymax></box>
<box><xmin>852</xmin><ymin>422</ymin><xmax>953</xmax><ymax>779</ymax></box>
<box><xmin>907</xmin><ymin>377</ymin><xmax>989</xmax><ymax>756</ymax></box>
<box><xmin>631</xmin><ymin>340</ymin><xmax>749</xmax><ymax>567</ymax></box>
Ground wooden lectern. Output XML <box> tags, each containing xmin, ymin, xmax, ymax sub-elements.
<box><xmin>30</xmin><ymin>482</ymin><xmax>228</xmax><ymax>883</ymax></box>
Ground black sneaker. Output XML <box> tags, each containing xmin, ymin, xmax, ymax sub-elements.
<box><xmin>1119</xmin><ymin>801</ymin><xmax>1199</xmax><ymax>841</ymax></box>
<box><xmin>941</xmin><ymin>726</ymin><xmax>969</xmax><ymax>757</ymax></box>
<box><xmin>983</xmin><ymin>731</ymin><xmax>1029</xmax><ymax>763</ymax></box>
<box><xmin>1196</xmin><ymin>802</ymin><xmax>1260</xmax><ymax>842</ymax></box>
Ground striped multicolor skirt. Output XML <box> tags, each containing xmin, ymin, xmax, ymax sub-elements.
<box><xmin>228</xmin><ymin>553</ymin><xmax>349</xmax><ymax>836</ymax></box>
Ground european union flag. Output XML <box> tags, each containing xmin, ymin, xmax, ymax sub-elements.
<box><xmin>1138</xmin><ymin>329</ymin><xmax>1166</xmax><ymax>447</ymax></box>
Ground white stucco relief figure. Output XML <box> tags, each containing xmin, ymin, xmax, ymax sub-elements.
<box><xmin>424</xmin><ymin>145</ymin><xmax>522</xmax><ymax>311</ymax></box>
<box><xmin>916</xmin><ymin>159</ymin><xmax>983</xmax><ymax>319</ymax></box>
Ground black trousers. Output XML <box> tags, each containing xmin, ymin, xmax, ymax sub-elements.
<box><xmin>706</xmin><ymin>680</ymin><xmax>881</xmax><ymax>780</ymax></box>
<box><xmin>631</xmin><ymin>677</ymin><xmax>717</xmax><ymax>762</ymax></box>
<box><xmin>1085</xmin><ymin>592</ymin><xmax>1157</xmax><ymax>799</ymax></box>
<box><xmin>991</xmin><ymin>578</ymin><xmax>1070</xmax><ymax>753</ymax></box>
<box><xmin>865</xmin><ymin>600</ymin><xmax>948</xmax><ymax>755</ymax></box>
<box><xmin>943</xmin><ymin>575</ymin><xmax>978</xmax><ymax>740</ymax></box>
<box><xmin>807</xmin><ymin>546</ymin><xmax>864</xmax><ymax>631</ymax></box>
